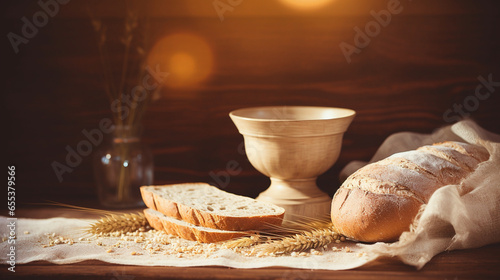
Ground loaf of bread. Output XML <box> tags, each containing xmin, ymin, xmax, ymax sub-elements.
<box><xmin>144</xmin><ymin>209</ymin><xmax>249</xmax><ymax>243</ymax></box>
<box><xmin>140</xmin><ymin>183</ymin><xmax>285</xmax><ymax>231</ymax></box>
<box><xmin>331</xmin><ymin>141</ymin><xmax>489</xmax><ymax>243</ymax></box>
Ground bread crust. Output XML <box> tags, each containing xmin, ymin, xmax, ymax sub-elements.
<box><xmin>331</xmin><ymin>141</ymin><xmax>489</xmax><ymax>243</ymax></box>
<box><xmin>141</xmin><ymin>184</ymin><xmax>285</xmax><ymax>231</ymax></box>
<box><xmin>144</xmin><ymin>209</ymin><xmax>248</xmax><ymax>243</ymax></box>
<box><xmin>331</xmin><ymin>187</ymin><xmax>421</xmax><ymax>242</ymax></box>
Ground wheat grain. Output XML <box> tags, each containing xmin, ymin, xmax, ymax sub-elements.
<box><xmin>223</xmin><ymin>235</ymin><xmax>261</xmax><ymax>249</ymax></box>
<box><xmin>87</xmin><ymin>212</ymin><xmax>150</xmax><ymax>236</ymax></box>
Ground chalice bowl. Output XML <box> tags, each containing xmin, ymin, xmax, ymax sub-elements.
<box><xmin>230</xmin><ymin>106</ymin><xmax>355</xmax><ymax>221</ymax></box>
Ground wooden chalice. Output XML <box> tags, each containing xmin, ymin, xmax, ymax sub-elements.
<box><xmin>230</xmin><ymin>106</ymin><xmax>355</xmax><ymax>221</ymax></box>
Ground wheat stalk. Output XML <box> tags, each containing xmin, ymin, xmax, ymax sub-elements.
<box><xmin>222</xmin><ymin>217</ymin><xmax>346</xmax><ymax>255</ymax></box>
<box><xmin>253</xmin><ymin>224</ymin><xmax>345</xmax><ymax>255</ymax></box>
<box><xmin>87</xmin><ymin>212</ymin><xmax>150</xmax><ymax>236</ymax></box>
<box><xmin>37</xmin><ymin>202</ymin><xmax>151</xmax><ymax>236</ymax></box>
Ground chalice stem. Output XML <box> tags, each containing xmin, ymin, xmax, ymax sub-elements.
<box><xmin>256</xmin><ymin>177</ymin><xmax>332</xmax><ymax>221</ymax></box>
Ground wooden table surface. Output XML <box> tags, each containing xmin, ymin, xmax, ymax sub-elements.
<box><xmin>3</xmin><ymin>207</ymin><xmax>500</xmax><ymax>280</ymax></box>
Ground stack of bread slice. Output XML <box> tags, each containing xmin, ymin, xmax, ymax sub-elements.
<box><xmin>140</xmin><ymin>183</ymin><xmax>286</xmax><ymax>243</ymax></box>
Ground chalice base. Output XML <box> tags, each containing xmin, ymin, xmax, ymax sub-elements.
<box><xmin>256</xmin><ymin>177</ymin><xmax>332</xmax><ymax>223</ymax></box>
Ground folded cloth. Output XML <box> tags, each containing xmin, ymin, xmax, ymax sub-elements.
<box><xmin>341</xmin><ymin>119</ymin><xmax>500</xmax><ymax>269</ymax></box>
<box><xmin>0</xmin><ymin>216</ymin><xmax>376</xmax><ymax>269</ymax></box>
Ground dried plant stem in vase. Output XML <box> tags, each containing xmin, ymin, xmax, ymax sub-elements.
<box><xmin>89</xmin><ymin>3</ymin><xmax>163</xmax><ymax>208</ymax></box>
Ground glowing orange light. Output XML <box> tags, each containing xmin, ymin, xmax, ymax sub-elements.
<box><xmin>147</xmin><ymin>33</ymin><xmax>214</xmax><ymax>88</ymax></box>
<box><xmin>169</xmin><ymin>52</ymin><xmax>196</xmax><ymax>78</ymax></box>
<box><xmin>278</xmin><ymin>0</ymin><xmax>335</xmax><ymax>10</ymax></box>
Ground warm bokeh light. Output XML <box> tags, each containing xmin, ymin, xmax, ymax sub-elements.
<box><xmin>278</xmin><ymin>0</ymin><xmax>335</xmax><ymax>10</ymax></box>
<box><xmin>169</xmin><ymin>52</ymin><xmax>196</xmax><ymax>78</ymax></box>
<box><xmin>147</xmin><ymin>33</ymin><xmax>214</xmax><ymax>88</ymax></box>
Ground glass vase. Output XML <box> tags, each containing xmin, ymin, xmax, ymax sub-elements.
<box><xmin>94</xmin><ymin>125</ymin><xmax>153</xmax><ymax>208</ymax></box>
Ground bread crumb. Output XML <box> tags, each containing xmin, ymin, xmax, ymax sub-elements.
<box><xmin>356</xmin><ymin>252</ymin><xmax>367</xmax><ymax>258</ymax></box>
<box><xmin>310</xmin><ymin>249</ymin><xmax>322</xmax><ymax>255</ymax></box>
<box><xmin>134</xmin><ymin>237</ymin><xmax>144</xmax><ymax>243</ymax></box>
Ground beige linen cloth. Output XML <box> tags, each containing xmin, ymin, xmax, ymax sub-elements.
<box><xmin>1</xmin><ymin>120</ymin><xmax>499</xmax><ymax>270</ymax></box>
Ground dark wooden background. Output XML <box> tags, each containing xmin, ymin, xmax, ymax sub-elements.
<box><xmin>3</xmin><ymin>0</ymin><xmax>500</xmax><ymax>207</ymax></box>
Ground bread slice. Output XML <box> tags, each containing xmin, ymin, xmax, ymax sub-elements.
<box><xmin>144</xmin><ymin>209</ymin><xmax>249</xmax><ymax>243</ymax></box>
<box><xmin>140</xmin><ymin>183</ymin><xmax>285</xmax><ymax>231</ymax></box>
